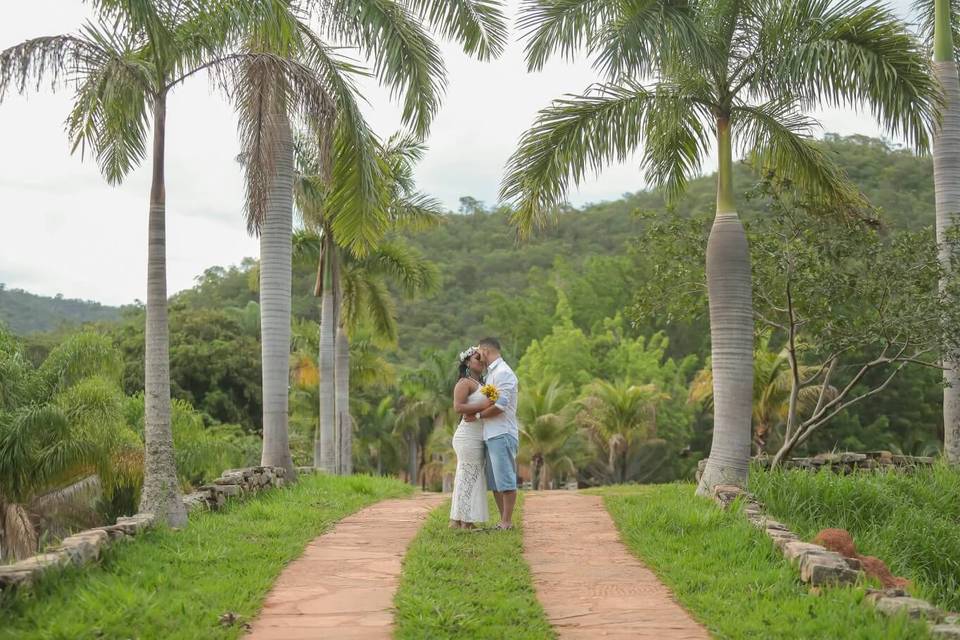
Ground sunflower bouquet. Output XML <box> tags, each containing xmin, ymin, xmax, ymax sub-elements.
<box><xmin>480</xmin><ymin>383</ymin><xmax>499</xmax><ymax>402</ymax></box>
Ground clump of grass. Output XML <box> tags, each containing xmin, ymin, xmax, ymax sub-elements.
<box><xmin>0</xmin><ymin>474</ymin><xmax>411</xmax><ymax>640</ymax></box>
<box><xmin>394</xmin><ymin>495</ymin><xmax>555</xmax><ymax>640</ymax></box>
<box><xmin>594</xmin><ymin>484</ymin><xmax>930</xmax><ymax>639</ymax></box>
<box><xmin>752</xmin><ymin>464</ymin><xmax>960</xmax><ymax>611</ymax></box>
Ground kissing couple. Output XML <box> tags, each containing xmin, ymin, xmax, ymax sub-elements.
<box><xmin>449</xmin><ymin>337</ymin><xmax>519</xmax><ymax>531</ymax></box>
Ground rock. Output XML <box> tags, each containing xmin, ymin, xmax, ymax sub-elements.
<box><xmin>114</xmin><ymin>513</ymin><xmax>156</xmax><ymax>535</ymax></box>
<box><xmin>0</xmin><ymin>566</ymin><xmax>35</xmax><ymax>589</ymax></box>
<box><xmin>783</xmin><ymin>541</ymin><xmax>827</xmax><ymax>563</ymax></box>
<box><xmin>945</xmin><ymin>614</ymin><xmax>960</xmax><ymax>625</ymax></box>
<box><xmin>215</xmin><ymin>484</ymin><xmax>241</xmax><ymax>498</ymax></box>
<box><xmin>182</xmin><ymin>492</ymin><xmax>210</xmax><ymax>512</ymax></box>
<box><xmin>9</xmin><ymin>552</ymin><xmax>71</xmax><ymax>575</ymax></box>
<box><xmin>56</xmin><ymin>529</ymin><xmax>108</xmax><ymax>565</ymax></box>
<box><xmin>214</xmin><ymin>473</ymin><xmax>245</xmax><ymax>485</ymax></box>
<box><xmin>844</xmin><ymin>557</ymin><xmax>862</xmax><ymax>571</ymax></box>
<box><xmin>839</xmin><ymin>453</ymin><xmax>867</xmax><ymax>463</ymax></box>
<box><xmin>91</xmin><ymin>524</ymin><xmax>131</xmax><ymax>540</ymax></box>
<box><xmin>799</xmin><ymin>551</ymin><xmax>860</xmax><ymax>586</ymax></box>
<box><xmin>873</xmin><ymin>596</ymin><xmax>943</xmax><ymax>621</ymax></box>
<box><xmin>931</xmin><ymin>625</ymin><xmax>960</xmax><ymax>640</ymax></box>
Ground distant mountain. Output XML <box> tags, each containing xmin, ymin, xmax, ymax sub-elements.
<box><xmin>0</xmin><ymin>286</ymin><xmax>121</xmax><ymax>334</ymax></box>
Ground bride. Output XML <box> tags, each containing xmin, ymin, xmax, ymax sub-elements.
<box><xmin>449</xmin><ymin>346</ymin><xmax>493</xmax><ymax>529</ymax></box>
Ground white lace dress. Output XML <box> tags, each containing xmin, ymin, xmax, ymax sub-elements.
<box><xmin>450</xmin><ymin>387</ymin><xmax>489</xmax><ymax>524</ymax></box>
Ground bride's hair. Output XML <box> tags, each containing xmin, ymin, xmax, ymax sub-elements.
<box><xmin>458</xmin><ymin>346</ymin><xmax>480</xmax><ymax>381</ymax></box>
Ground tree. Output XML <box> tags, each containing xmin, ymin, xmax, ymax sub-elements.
<box><xmin>634</xmin><ymin>178</ymin><xmax>960</xmax><ymax>465</ymax></box>
<box><xmin>689</xmin><ymin>332</ymin><xmax>834</xmax><ymax>454</ymax></box>
<box><xmin>916</xmin><ymin>0</ymin><xmax>960</xmax><ymax>463</ymax></box>
<box><xmin>232</xmin><ymin>0</ymin><xmax>385</xmax><ymax>480</ymax></box>
<box><xmin>1</xmin><ymin>0</ymin><xmax>257</xmax><ymax>526</ymax></box>
<box><xmin>0</xmin><ymin>330</ymin><xmax>140</xmax><ymax>560</ymax></box>
<box><xmin>518</xmin><ymin>379</ymin><xmax>577</xmax><ymax>489</ymax></box>
<box><xmin>294</xmin><ymin>132</ymin><xmax>442</xmax><ymax>474</ymax></box>
<box><xmin>576</xmin><ymin>380</ymin><xmax>666</xmax><ymax>485</ymax></box>
<box><xmin>504</xmin><ymin>0</ymin><xmax>938</xmax><ymax>494</ymax></box>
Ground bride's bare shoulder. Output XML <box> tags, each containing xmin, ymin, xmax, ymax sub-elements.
<box><xmin>454</xmin><ymin>377</ymin><xmax>479</xmax><ymax>393</ymax></box>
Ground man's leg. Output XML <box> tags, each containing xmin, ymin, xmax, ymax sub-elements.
<box><xmin>493</xmin><ymin>491</ymin><xmax>505</xmax><ymax>519</ymax></box>
<box><xmin>500</xmin><ymin>490</ymin><xmax>517</xmax><ymax>526</ymax></box>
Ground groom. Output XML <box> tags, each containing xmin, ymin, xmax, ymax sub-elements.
<box><xmin>472</xmin><ymin>337</ymin><xmax>519</xmax><ymax>530</ymax></box>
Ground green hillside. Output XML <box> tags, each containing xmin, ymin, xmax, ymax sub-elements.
<box><xmin>0</xmin><ymin>286</ymin><xmax>121</xmax><ymax>334</ymax></box>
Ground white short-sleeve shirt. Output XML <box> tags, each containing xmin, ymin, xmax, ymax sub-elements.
<box><xmin>482</xmin><ymin>357</ymin><xmax>519</xmax><ymax>442</ymax></box>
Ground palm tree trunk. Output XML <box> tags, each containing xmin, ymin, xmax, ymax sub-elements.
<box><xmin>316</xmin><ymin>238</ymin><xmax>337</xmax><ymax>472</ymax></box>
<box><xmin>696</xmin><ymin>116</ymin><xmax>754</xmax><ymax>495</ymax></box>
<box><xmin>259</xmin><ymin>111</ymin><xmax>297</xmax><ymax>480</ymax></box>
<box><xmin>139</xmin><ymin>90</ymin><xmax>187</xmax><ymax>527</ymax></box>
<box><xmin>335</xmin><ymin>316</ymin><xmax>353</xmax><ymax>475</ymax></box>
<box><xmin>406</xmin><ymin>432</ymin><xmax>418</xmax><ymax>486</ymax></box>
<box><xmin>933</xmin><ymin>4</ymin><xmax>960</xmax><ymax>464</ymax></box>
<box><xmin>1</xmin><ymin>502</ymin><xmax>37</xmax><ymax>561</ymax></box>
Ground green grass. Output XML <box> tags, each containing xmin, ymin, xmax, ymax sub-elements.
<box><xmin>751</xmin><ymin>464</ymin><xmax>960</xmax><ymax>612</ymax></box>
<box><xmin>0</xmin><ymin>474</ymin><xmax>411</xmax><ymax>640</ymax></box>
<box><xmin>393</xmin><ymin>494</ymin><xmax>555</xmax><ymax>640</ymax></box>
<box><xmin>590</xmin><ymin>483</ymin><xmax>931</xmax><ymax>639</ymax></box>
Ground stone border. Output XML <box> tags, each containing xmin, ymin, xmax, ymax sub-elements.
<box><xmin>0</xmin><ymin>465</ymin><xmax>287</xmax><ymax>594</ymax></box>
<box><xmin>697</xmin><ymin>452</ymin><xmax>935</xmax><ymax>482</ymax></box>
<box><xmin>709</xmin><ymin>484</ymin><xmax>960</xmax><ymax>639</ymax></box>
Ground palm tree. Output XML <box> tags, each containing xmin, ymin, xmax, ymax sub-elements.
<box><xmin>242</xmin><ymin>0</ymin><xmax>505</xmax><ymax>475</ymax></box>
<box><xmin>504</xmin><ymin>0</ymin><xmax>937</xmax><ymax>494</ymax></box>
<box><xmin>518</xmin><ymin>378</ymin><xmax>577</xmax><ymax>489</ymax></box>
<box><xmin>917</xmin><ymin>0</ymin><xmax>960</xmax><ymax>463</ymax></box>
<box><xmin>576</xmin><ymin>380</ymin><xmax>666</xmax><ymax>485</ymax></box>
<box><xmin>294</xmin><ymin>133</ymin><xmax>442</xmax><ymax>474</ymax></box>
<box><xmin>231</xmin><ymin>0</ymin><xmax>382</xmax><ymax>480</ymax></box>
<box><xmin>397</xmin><ymin>349</ymin><xmax>459</xmax><ymax>486</ymax></box>
<box><xmin>0</xmin><ymin>0</ymin><xmax>298</xmax><ymax>526</ymax></box>
<box><xmin>0</xmin><ymin>331</ymin><xmax>140</xmax><ymax>560</ymax></box>
<box><xmin>689</xmin><ymin>333</ymin><xmax>834</xmax><ymax>454</ymax></box>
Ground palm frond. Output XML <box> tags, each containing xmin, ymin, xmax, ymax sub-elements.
<box><xmin>389</xmin><ymin>192</ymin><xmax>446</xmax><ymax>230</ymax></box>
<box><xmin>328</xmin><ymin>0</ymin><xmax>446</xmax><ymax>137</ymax></box>
<box><xmin>774</xmin><ymin>0</ymin><xmax>939</xmax><ymax>151</ymax></box>
<box><xmin>406</xmin><ymin>0</ymin><xmax>509</xmax><ymax>60</ymax></box>
<box><xmin>591</xmin><ymin>0</ymin><xmax>707</xmax><ymax>81</ymax></box>
<box><xmin>500</xmin><ymin>82</ymin><xmax>653</xmax><ymax>238</ymax></box>
<box><xmin>519</xmin><ymin>0</ymin><xmax>618</xmax><ymax>71</ymax></box>
<box><xmin>732</xmin><ymin>98</ymin><xmax>865</xmax><ymax>211</ymax></box>
<box><xmin>362</xmin><ymin>238</ymin><xmax>441</xmax><ymax>297</ymax></box>
<box><xmin>639</xmin><ymin>86</ymin><xmax>711</xmax><ymax>202</ymax></box>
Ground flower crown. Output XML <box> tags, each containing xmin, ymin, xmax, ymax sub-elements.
<box><xmin>458</xmin><ymin>345</ymin><xmax>479</xmax><ymax>364</ymax></box>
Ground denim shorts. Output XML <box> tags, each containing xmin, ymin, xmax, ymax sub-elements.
<box><xmin>485</xmin><ymin>434</ymin><xmax>518</xmax><ymax>492</ymax></box>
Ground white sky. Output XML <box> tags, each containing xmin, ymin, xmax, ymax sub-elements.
<box><xmin>0</xmin><ymin>0</ymin><xmax>914</xmax><ymax>306</ymax></box>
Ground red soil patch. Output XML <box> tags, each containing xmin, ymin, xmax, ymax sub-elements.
<box><xmin>812</xmin><ymin>528</ymin><xmax>910</xmax><ymax>589</ymax></box>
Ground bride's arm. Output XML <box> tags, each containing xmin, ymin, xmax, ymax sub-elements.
<box><xmin>453</xmin><ymin>380</ymin><xmax>493</xmax><ymax>414</ymax></box>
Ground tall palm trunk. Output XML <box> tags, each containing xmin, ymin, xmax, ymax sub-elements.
<box><xmin>140</xmin><ymin>91</ymin><xmax>187</xmax><ymax>527</ymax></box>
<box><xmin>335</xmin><ymin>319</ymin><xmax>353</xmax><ymax>475</ymax></box>
<box><xmin>933</xmin><ymin>0</ymin><xmax>960</xmax><ymax>464</ymax></box>
<box><xmin>259</xmin><ymin>112</ymin><xmax>297</xmax><ymax>480</ymax></box>
<box><xmin>315</xmin><ymin>237</ymin><xmax>337</xmax><ymax>472</ymax></box>
<box><xmin>406</xmin><ymin>432</ymin><xmax>418</xmax><ymax>486</ymax></box>
<box><xmin>696</xmin><ymin>116</ymin><xmax>754</xmax><ymax>495</ymax></box>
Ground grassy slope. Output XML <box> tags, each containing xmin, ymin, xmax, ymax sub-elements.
<box><xmin>751</xmin><ymin>465</ymin><xmax>960</xmax><ymax>612</ymax></box>
<box><xmin>394</xmin><ymin>495</ymin><xmax>555</xmax><ymax>640</ymax></box>
<box><xmin>0</xmin><ymin>474</ymin><xmax>411</xmax><ymax>640</ymax></box>
<box><xmin>591</xmin><ymin>484</ymin><xmax>931</xmax><ymax>639</ymax></box>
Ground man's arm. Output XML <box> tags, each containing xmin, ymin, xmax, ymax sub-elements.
<box><xmin>478</xmin><ymin>371</ymin><xmax>516</xmax><ymax>419</ymax></box>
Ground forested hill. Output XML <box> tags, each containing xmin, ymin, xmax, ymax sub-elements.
<box><xmin>392</xmin><ymin>134</ymin><xmax>935</xmax><ymax>361</ymax></box>
<box><xmin>0</xmin><ymin>286</ymin><xmax>121</xmax><ymax>334</ymax></box>
<box><xmin>2</xmin><ymin>135</ymin><xmax>934</xmax><ymax>347</ymax></box>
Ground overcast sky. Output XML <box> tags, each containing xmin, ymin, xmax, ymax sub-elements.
<box><xmin>0</xmin><ymin>0</ymin><xmax>916</xmax><ymax>306</ymax></box>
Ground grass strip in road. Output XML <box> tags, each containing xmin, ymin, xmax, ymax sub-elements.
<box><xmin>394</xmin><ymin>494</ymin><xmax>555</xmax><ymax>640</ymax></box>
<box><xmin>592</xmin><ymin>483</ymin><xmax>931</xmax><ymax>639</ymax></box>
<box><xmin>0</xmin><ymin>474</ymin><xmax>411</xmax><ymax>640</ymax></box>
